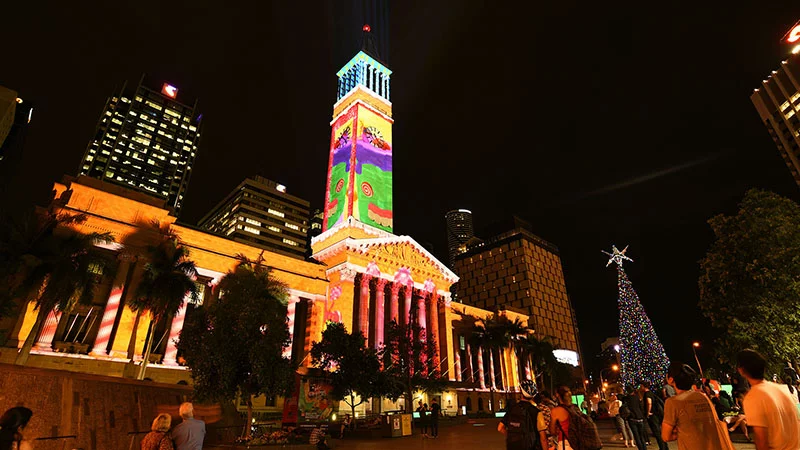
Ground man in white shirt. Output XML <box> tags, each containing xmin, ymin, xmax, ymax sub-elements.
<box><xmin>738</xmin><ymin>349</ymin><xmax>800</xmax><ymax>450</ymax></box>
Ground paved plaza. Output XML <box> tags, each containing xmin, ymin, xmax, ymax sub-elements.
<box><xmin>331</xmin><ymin>418</ymin><xmax>757</xmax><ymax>450</ymax></box>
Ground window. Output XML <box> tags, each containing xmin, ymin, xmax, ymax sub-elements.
<box><xmin>245</xmin><ymin>218</ymin><xmax>261</xmax><ymax>226</ymax></box>
<box><xmin>268</xmin><ymin>226</ymin><xmax>281</xmax><ymax>233</ymax></box>
<box><xmin>283</xmin><ymin>238</ymin><xmax>299</xmax><ymax>246</ymax></box>
<box><xmin>459</xmin><ymin>335</ymin><xmax>466</xmax><ymax>351</ymax></box>
<box><xmin>285</xmin><ymin>222</ymin><xmax>300</xmax><ymax>231</ymax></box>
<box><xmin>244</xmin><ymin>226</ymin><xmax>260</xmax><ymax>235</ymax></box>
<box><xmin>268</xmin><ymin>208</ymin><xmax>285</xmax><ymax>218</ymax></box>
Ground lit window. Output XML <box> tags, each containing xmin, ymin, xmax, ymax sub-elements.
<box><xmin>782</xmin><ymin>101</ymin><xmax>791</xmax><ymax>111</ymax></box>
<box><xmin>285</xmin><ymin>222</ymin><xmax>300</xmax><ymax>231</ymax></box>
<box><xmin>268</xmin><ymin>209</ymin><xmax>285</xmax><ymax>218</ymax></box>
<box><xmin>787</xmin><ymin>110</ymin><xmax>796</xmax><ymax>120</ymax></box>
<box><xmin>282</xmin><ymin>238</ymin><xmax>299</xmax><ymax>246</ymax></box>
<box><xmin>245</xmin><ymin>218</ymin><xmax>261</xmax><ymax>226</ymax></box>
<box><xmin>268</xmin><ymin>226</ymin><xmax>281</xmax><ymax>233</ymax></box>
<box><xmin>145</xmin><ymin>100</ymin><xmax>163</xmax><ymax>110</ymax></box>
<box><xmin>244</xmin><ymin>226</ymin><xmax>260</xmax><ymax>235</ymax></box>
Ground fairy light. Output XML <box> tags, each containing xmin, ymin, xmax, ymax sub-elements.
<box><xmin>603</xmin><ymin>245</ymin><xmax>669</xmax><ymax>389</ymax></box>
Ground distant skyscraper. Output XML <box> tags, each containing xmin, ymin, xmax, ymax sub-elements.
<box><xmin>751</xmin><ymin>22</ymin><xmax>800</xmax><ymax>188</ymax></box>
<box><xmin>78</xmin><ymin>76</ymin><xmax>201</xmax><ymax>214</ymax></box>
<box><xmin>199</xmin><ymin>176</ymin><xmax>311</xmax><ymax>259</ymax></box>
<box><xmin>446</xmin><ymin>209</ymin><xmax>474</xmax><ymax>267</ymax></box>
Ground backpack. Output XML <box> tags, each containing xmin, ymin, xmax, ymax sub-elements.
<box><xmin>504</xmin><ymin>401</ymin><xmax>542</xmax><ymax>450</ymax></box>
<box><xmin>564</xmin><ymin>405</ymin><xmax>603</xmax><ymax>450</ymax></box>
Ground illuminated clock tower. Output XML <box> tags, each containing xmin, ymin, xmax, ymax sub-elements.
<box><xmin>323</xmin><ymin>26</ymin><xmax>393</xmax><ymax>232</ymax></box>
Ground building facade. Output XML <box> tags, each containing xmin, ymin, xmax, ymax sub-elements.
<box><xmin>198</xmin><ymin>176</ymin><xmax>311</xmax><ymax>259</ymax></box>
<box><xmin>453</xmin><ymin>218</ymin><xmax>582</xmax><ymax>365</ymax></box>
<box><xmin>445</xmin><ymin>209</ymin><xmax>475</xmax><ymax>268</ymax></box>
<box><xmin>0</xmin><ymin>87</ymin><xmax>33</xmax><ymax>199</ymax></box>
<box><xmin>78</xmin><ymin>76</ymin><xmax>201</xmax><ymax>214</ymax></box>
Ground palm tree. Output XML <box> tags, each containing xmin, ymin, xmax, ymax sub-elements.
<box><xmin>129</xmin><ymin>224</ymin><xmax>198</xmax><ymax>380</ymax></box>
<box><xmin>516</xmin><ymin>333</ymin><xmax>559</xmax><ymax>392</ymax></box>
<box><xmin>0</xmin><ymin>209</ymin><xmax>113</xmax><ymax>365</ymax></box>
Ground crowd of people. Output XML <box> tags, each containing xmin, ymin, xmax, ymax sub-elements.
<box><xmin>0</xmin><ymin>402</ymin><xmax>205</xmax><ymax>450</ymax></box>
<box><xmin>499</xmin><ymin>349</ymin><xmax>800</xmax><ymax>450</ymax></box>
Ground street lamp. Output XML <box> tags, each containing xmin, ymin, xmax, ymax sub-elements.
<box><xmin>692</xmin><ymin>342</ymin><xmax>705</xmax><ymax>378</ymax></box>
<box><xmin>599</xmin><ymin>365</ymin><xmax>619</xmax><ymax>399</ymax></box>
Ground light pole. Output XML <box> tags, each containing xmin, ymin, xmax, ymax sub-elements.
<box><xmin>692</xmin><ymin>342</ymin><xmax>705</xmax><ymax>378</ymax></box>
<box><xmin>599</xmin><ymin>364</ymin><xmax>620</xmax><ymax>400</ymax></box>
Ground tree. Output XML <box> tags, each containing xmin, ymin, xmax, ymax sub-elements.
<box><xmin>515</xmin><ymin>333</ymin><xmax>559</xmax><ymax>390</ymax></box>
<box><xmin>130</xmin><ymin>225</ymin><xmax>198</xmax><ymax>380</ymax></box>
<box><xmin>178</xmin><ymin>254</ymin><xmax>293</xmax><ymax>437</ymax></box>
<box><xmin>311</xmin><ymin>322</ymin><xmax>383</xmax><ymax>426</ymax></box>
<box><xmin>700</xmin><ymin>189</ymin><xmax>800</xmax><ymax>370</ymax></box>
<box><xmin>606</xmin><ymin>246</ymin><xmax>669</xmax><ymax>390</ymax></box>
<box><xmin>379</xmin><ymin>320</ymin><xmax>448</xmax><ymax>412</ymax></box>
<box><xmin>0</xmin><ymin>209</ymin><xmax>113</xmax><ymax>365</ymax></box>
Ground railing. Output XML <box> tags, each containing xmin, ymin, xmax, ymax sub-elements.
<box><xmin>33</xmin><ymin>434</ymin><xmax>78</xmax><ymax>450</ymax></box>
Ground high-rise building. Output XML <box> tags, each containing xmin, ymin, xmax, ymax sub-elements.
<box><xmin>0</xmin><ymin>86</ymin><xmax>34</xmax><ymax>199</ymax></box>
<box><xmin>453</xmin><ymin>217</ymin><xmax>583</xmax><ymax>362</ymax></box>
<box><xmin>198</xmin><ymin>176</ymin><xmax>310</xmax><ymax>259</ymax></box>
<box><xmin>78</xmin><ymin>76</ymin><xmax>201</xmax><ymax>213</ymax></box>
<box><xmin>751</xmin><ymin>21</ymin><xmax>800</xmax><ymax>188</ymax></box>
<box><xmin>445</xmin><ymin>209</ymin><xmax>475</xmax><ymax>268</ymax></box>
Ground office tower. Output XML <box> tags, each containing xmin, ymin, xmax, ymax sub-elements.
<box><xmin>78</xmin><ymin>76</ymin><xmax>201</xmax><ymax>213</ymax></box>
<box><xmin>751</xmin><ymin>22</ymin><xmax>800</xmax><ymax>188</ymax></box>
<box><xmin>199</xmin><ymin>176</ymin><xmax>310</xmax><ymax>259</ymax></box>
<box><xmin>453</xmin><ymin>217</ymin><xmax>583</xmax><ymax>361</ymax></box>
<box><xmin>0</xmin><ymin>87</ymin><xmax>33</xmax><ymax>198</ymax></box>
<box><xmin>445</xmin><ymin>209</ymin><xmax>475</xmax><ymax>268</ymax></box>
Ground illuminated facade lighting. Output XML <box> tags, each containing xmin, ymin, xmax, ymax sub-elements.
<box><xmin>77</xmin><ymin>76</ymin><xmax>201</xmax><ymax>213</ymax></box>
<box><xmin>445</xmin><ymin>209</ymin><xmax>475</xmax><ymax>268</ymax></box>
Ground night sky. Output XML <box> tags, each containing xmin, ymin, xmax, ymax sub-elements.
<box><xmin>4</xmin><ymin>1</ymin><xmax>800</xmax><ymax>376</ymax></box>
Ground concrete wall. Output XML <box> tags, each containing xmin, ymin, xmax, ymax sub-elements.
<box><xmin>0</xmin><ymin>364</ymin><xmax>231</xmax><ymax>450</ymax></box>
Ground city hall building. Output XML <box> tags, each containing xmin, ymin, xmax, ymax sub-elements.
<box><xmin>0</xmin><ymin>37</ymin><xmax>538</xmax><ymax>418</ymax></box>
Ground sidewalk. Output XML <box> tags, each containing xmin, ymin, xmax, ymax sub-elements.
<box><xmin>329</xmin><ymin>417</ymin><xmax>757</xmax><ymax>450</ymax></box>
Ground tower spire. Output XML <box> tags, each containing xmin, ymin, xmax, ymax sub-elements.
<box><xmin>361</xmin><ymin>24</ymin><xmax>382</xmax><ymax>62</ymax></box>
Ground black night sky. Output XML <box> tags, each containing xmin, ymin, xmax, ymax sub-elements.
<box><xmin>4</xmin><ymin>1</ymin><xmax>800</xmax><ymax>376</ymax></box>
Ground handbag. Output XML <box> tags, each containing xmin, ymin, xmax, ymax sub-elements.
<box><xmin>700</xmin><ymin>395</ymin><xmax>736</xmax><ymax>450</ymax></box>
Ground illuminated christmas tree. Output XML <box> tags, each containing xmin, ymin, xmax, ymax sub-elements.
<box><xmin>603</xmin><ymin>246</ymin><xmax>670</xmax><ymax>389</ymax></box>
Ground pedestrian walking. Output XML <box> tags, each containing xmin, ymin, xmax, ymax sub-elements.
<box><xmin>608</xmin><ymin>393</ymin><xmax>634</xmax><ymax>447</ymax></box>
<box><xmin>622</xmin><ymin>390</ymin><xmax>648</xmax><ymax>450</ymax></box>
<box><xmin>415</xmin><ymin>401</ymin><xmax>429</xmax><ymax>437</ymax></box>
<box><xmin>738</xmin><ymin>349</ymin><xmax>800</xmax><ymax>450</ymax></box>
<box><xmin>498</xmin><ymin>380</ymin><xmax>541</xmax><ymax>450</ymax></box>
<box><xmin>534</xmin><ymin>391</ymin><xmax>558</xmax><ymax>450</ymax></box>
<box><xmin>171</xmin><ymin>403</ymin><xmax>206</xmax><ymax>450</ymax></box>
<box><xmin>639</xmin><ymin>382</ymin><xmax>668</xmax><ymax>450</ymax></box>
<box><xmin>661</xmin><ymin>362</ymin><xmax>734</xmax><ymax>450</ymax></box>
<box><xmin>429</xmin><ymin>399</ymin><xmax>441</xmax><ymax>438</ymax></box>
<box><xmin>141</xmin><ymin>413</ymin><xmax>175</xmax><ymax>450</ymax></box>
<box><xmin>0</xmin><ymin>407</ymin><xmax>33</xmax><ymax>450</ymax></box>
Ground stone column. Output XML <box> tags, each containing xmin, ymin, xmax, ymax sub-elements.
<box><xmin>33</xmin><ymin>309</ymin><xmax>62</xmax><ymax>351</ymax></box>
<box><xmin>454</xmin><ymin>340</ymin><xmax>462</xmax><ymax>382</ymax></box>
<box><xmin>403</xmin><ymin>285</ymin><xmax>413</xmax><ymax>327</ymax></box>
<box><xmin>162</xmin><ymin>292</ymin><xmax>191</xmax><ymax>365</ymax></box>
<box><xmin>90</xmin><ymin>257</ymin><xmax>134</xmax><ymax>356</ymax></box>
<box><xmin>359</xmin><ymin>274</ymin><xmax>372</xmax><ymax>338</ymax></box>
<box><xmin>417</xmin><ymin>295</ymin><xmax>427</xmax><ymax>331</ymax></box>
<box><xmin>489</xmin><ymin>350</ymin><xmax>497</xmax><ymax>390</ymax></box>
<box><xmin>389</xmin><ymin>283</ymin><xmax>400</xmax><ymax>324</ymax></box>
<box><xmin>466</xmin><ymin>343</ymin><xmax>474</xmax><ymax>383</ymax></box>
<box><xmin>283</xmin><ymin>295</ymin><xmax>301</xmax><ymax>359</ymax></box>
<box><xmin>428</xmin><ymin>293</ymin><xmax>440</xmax><ymax>374</ymax></box>
<box><xmin>477</xmin><ymin>345</ymin><xmax>486</xmax><ymax>389</ymax></box>
<box><xmin>374</xmin><ymin>279</ymin><xmax>386</xmax><ymax>349</ymax></box>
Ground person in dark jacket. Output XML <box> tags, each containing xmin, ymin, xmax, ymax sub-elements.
<box><xmin>622</xmin><ymin>391</ymin><xmax>648</xmax><ymax>450</ymax></box>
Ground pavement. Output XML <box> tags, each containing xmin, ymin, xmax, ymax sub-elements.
<box><xmin>330</xmin><ymin>417</ymin><xmax>757</xmax><ymax>450</ymax></box>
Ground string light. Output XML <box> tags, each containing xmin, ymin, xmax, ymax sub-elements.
<box><xmin>603</xmin><ymin>245</ymin><xmax>669</xmax><ymax>389</ymax></box>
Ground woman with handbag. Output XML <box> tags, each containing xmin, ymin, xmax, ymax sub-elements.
<box><xmin>141</xmin><ymin>413</ymin><xmax>175</xmax><ymax>450</ymax></box>
<box><xmin>661</xmin><ymin>362</ymin><xmax>735</xmax><ymax>450</ymax></box>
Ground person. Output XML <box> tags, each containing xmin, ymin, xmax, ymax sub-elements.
<box><xmin>415</xmin><ymin>401</ymin><xmax>429</xmax><ymax>437</ymax></box>
<box><xmin>309</xmin><ymin>426</ymin><xmax>330</xmax><ymax>450</ymax></box>
<box><xmin>662</xmin><ymin>383</ymin><xmax>676</xmax><ymax>399</ymax></box>
<box><xmin>534</xmin><ymin>391</ymin><xmax>558</xmax><ymax>450</ymax></box>
<box><xmin>784</xmin><ymin>376</ymin><xmax>800</xmax><ymax>404</ymax></box>
<box><xmin>579</xmin><ymin>398</ymin><xmax>590</xmax><ymax>416</ymax></box>
<box><xmin>549</xmin><ymin>386</ymin><xmax>582</xmax><ymax>450</ymax></box>
<box><xmin>738</xmin><ymin>349</ymin><xmax>800</xmax><ymax>450</ymax></box>
<box><xmin>0</xmin><ymin>407</ymin><xmax>33</xmax><ymax>450</ymax></box>
<box><xmin>498</xmin><ymin>380</ymin><xmax>541</xmax><ymax>450</ymax></box>
<box><xmin>661</xmin><ymin>362</ymin><xmax>732</xmax><ymax>450</ymax></box>
<box><xmin>339</xmin><ymin>414</ymin><xmax>351</xmax><ymax>438</ymax></box>
<box><xmin>429</xmin><ymin>399</ymin><xmax>441</xmax><ymax>438</ymax></box>
<box><xmin>622</xmin><ymin>390</ymin><xmax>648</xmax><ymax>450</ymax></box>
<box><xmin>171</xmin><ymin>402</ymin><xmax>206</xmax><ymax>450</ymax></box>
<box><xmin>608</xmin><ymin>393</ymin><xmax>634</xmax><ymax>448</ymax></box>
<box><xmin>639</xmin><ymin>382</ymin><xmax>668</xmax><ymax>450</ymax></box>
<box><xmin>141</xmin><ymin>413</ymin><xmax>175</xmax><ymax>450</ymax></box>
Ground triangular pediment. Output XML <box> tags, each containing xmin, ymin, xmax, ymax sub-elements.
<box><xmin>349</xmin><ymin>236</ymin><xmax>458</xmax><ymax>283</ymax></box>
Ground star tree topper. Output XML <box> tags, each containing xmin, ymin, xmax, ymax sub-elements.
<box><xmin>602</xmin><ymin>245</ymin><xmax>633</xmax><ymax>267</ymax></box>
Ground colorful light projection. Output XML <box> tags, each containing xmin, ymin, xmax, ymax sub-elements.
<box><xmin>323</xmin><ymin>104</ymin><xmax>393</xmax><ymax>232</ymax></box>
